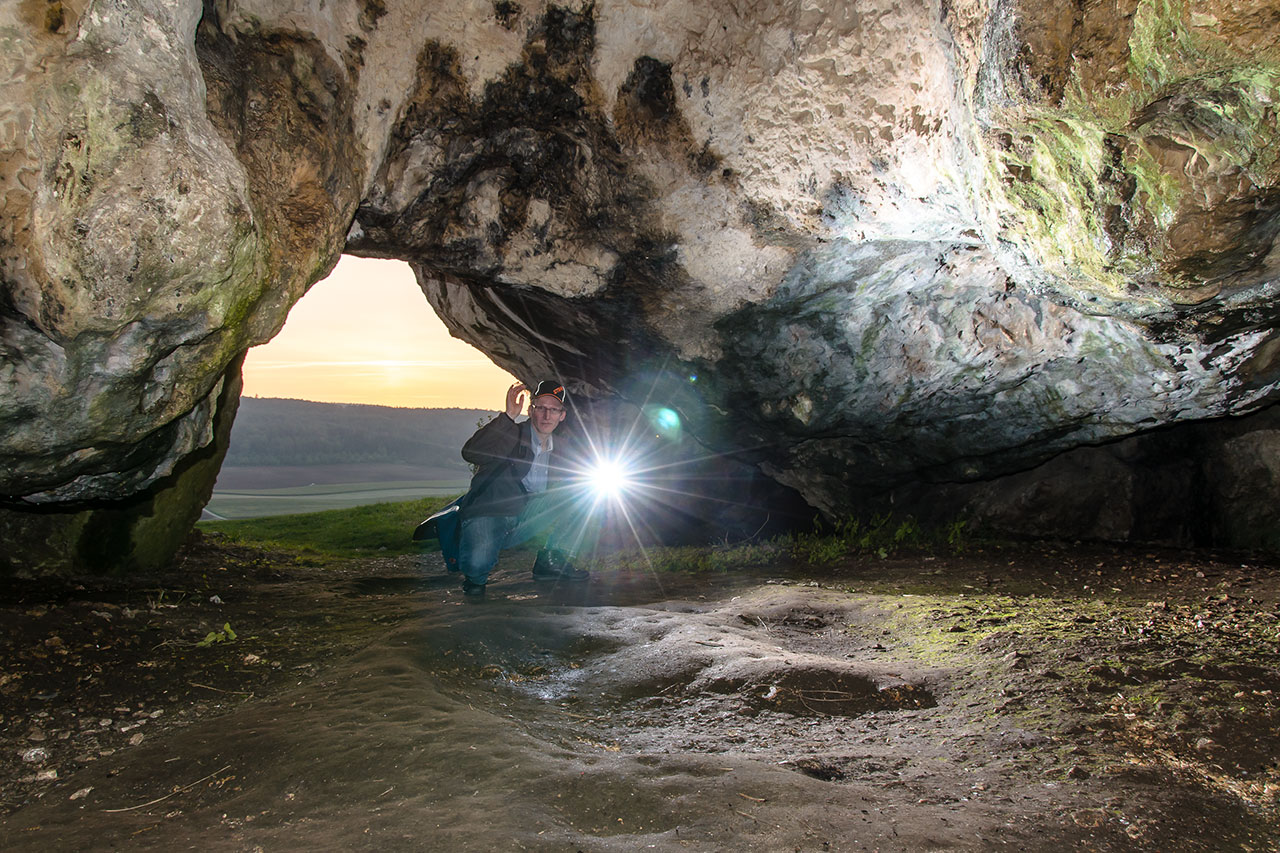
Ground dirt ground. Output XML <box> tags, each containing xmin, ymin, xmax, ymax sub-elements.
<box><xmin>1</xmin><ymin>533</ymin><xmax>1277</xmax><ymax>851</ymax></box>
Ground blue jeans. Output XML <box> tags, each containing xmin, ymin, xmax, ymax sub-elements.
<box><xmin>437</xmin><ymin>492</ymin><xmax>597</xmax><ymax>585</ymax></box>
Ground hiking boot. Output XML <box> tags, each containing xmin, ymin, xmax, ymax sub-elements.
<box><xmin>461</xmin><ymin>578</ymin><xmax>486</xmax><ymax>597</ymax></box>
<box><xmin>532</xmin><ymin>549</ymin><xmax>589</xmax><ymax>582</ymax></box>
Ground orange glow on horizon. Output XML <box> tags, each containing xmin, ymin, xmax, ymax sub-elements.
<box><xmin>241</xmin><ymin>256</ymin><xmax>515</xmax><ymax>410</ymax></box>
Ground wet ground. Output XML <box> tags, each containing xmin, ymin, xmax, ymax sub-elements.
<box><xmin>1</xmin><ymin>535</ymin><xmax>1277</xmax><ymax>851</ymax></box>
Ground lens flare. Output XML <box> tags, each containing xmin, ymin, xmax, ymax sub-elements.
<box><xmin>653</xmin><ymin>407</ymin><xmax>680</xmax><ymax>432</ymax></box>
<box><xmin>587</xmin><ymin>456</ymin><xmax>634</xmax><ymax>500</ymax></box>
<box><xmin>644</xmin><ymin>405</ymin><xmax>682</xmax><ymax>440</ymax></box>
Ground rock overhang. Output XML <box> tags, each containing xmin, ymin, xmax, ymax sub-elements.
<box><xmin>3</xmin><ymin>0</ymin><xmax>1280</xmax><ymax>571</ymax></box>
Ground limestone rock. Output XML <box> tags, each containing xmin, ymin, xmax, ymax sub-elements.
<box><xmin>355</xmin><ymin>0</ymin><xmax>1280</xmax><ymax>519</ymax></box>
<box><xmin>1</xmin><ymin>0</ymin><xmax>359</xmax><ymax>506</ymax></box>
<box><xmin>2</xmin><ymin>0</ymin><xmax>1280</xmax><ymax>571</ymax></box>
<box><xmin>0</xmin><ymin>355</ymin><xmax>243</xmax><ymax>576</ymax></box>
<box><xmin>885</xmin><ymin>405</ymin><xmax>1280</xmax><ymax>551</ymax></box>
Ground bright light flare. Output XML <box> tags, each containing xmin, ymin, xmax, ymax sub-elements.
<box><xmin>586</xmin><ymin>456</ymin><xmax>635</xmax><ymax>501</ymax></box>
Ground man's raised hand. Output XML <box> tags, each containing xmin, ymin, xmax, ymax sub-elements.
<box><xmin>505</xmin><ymin>382</ymin><xmax>529</xmax><ymax>419</ymax></box>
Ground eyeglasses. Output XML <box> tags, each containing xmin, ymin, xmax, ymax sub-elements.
<box><xmin>530</xmin><ymin>404</ymin><xmax>565</xmax><ymax>415</ymax></box>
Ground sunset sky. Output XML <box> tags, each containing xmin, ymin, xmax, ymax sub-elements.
<box><xmin>240</xmin><ymin>256</ymin><xmax>515</xmax><ymax>410</ymax></box>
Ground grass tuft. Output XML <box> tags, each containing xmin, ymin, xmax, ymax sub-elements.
<box><xmin>598</xmin><ymin>513</ymin><xmax>972</xmax><ymax>573</ymax></box>
<box><xmin>789</xmin><ymin>513</ymin><xmax>969</xmax><ymax>564</ymax></box>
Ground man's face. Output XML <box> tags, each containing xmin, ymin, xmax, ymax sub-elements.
<box><xmin>529</xmin><ymin>397</ymin><xmax>566</xmax><ymax>438</ymax></box>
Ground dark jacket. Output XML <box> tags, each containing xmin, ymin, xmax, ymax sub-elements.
<box><xmin>459</xmin><ymin>413</ymin><xmax>574</xmax><ymax>518</ymax></box>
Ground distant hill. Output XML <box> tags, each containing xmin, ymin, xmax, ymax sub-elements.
<box><xmin>223</xmin><ymin>398</ymin><xmax>494</xmax><ymax>470</ymax></box>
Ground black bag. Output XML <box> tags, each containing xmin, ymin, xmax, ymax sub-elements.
<box><xmin>411</xmin><ymin>502</ymin><xmax>461</xmax><ymax>542</ymax></box>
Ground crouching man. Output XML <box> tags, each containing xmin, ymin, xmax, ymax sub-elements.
<box><xmin>434</xmin><ymin>380</ymin><xmax>591</xmax><ymax>597</ymax></box>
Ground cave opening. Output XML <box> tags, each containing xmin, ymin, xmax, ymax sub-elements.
<box><xmin>241</xmin><ymin>255</ymin><xmax>514</xmax><ymax>411</ymax></box>
<box><xmin>198</xmin><ymin>254</ymin><xmax>518</xmax><ymax>521</ymax></box>
<box><xmin>208</xmin><ymin>252</ymin><xmax>813</xmax><ymax>556</ymax></box>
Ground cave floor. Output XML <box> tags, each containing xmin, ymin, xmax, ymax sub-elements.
<box><xmin>1</xmin><ymin>535</ymin><xmax>1277</xmax><ymax>851</ymax></box>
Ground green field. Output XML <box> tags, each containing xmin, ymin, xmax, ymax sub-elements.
<box><xmin>198</xmin><ymin>494</ymin><xmax>461</xmax><ymax>557</ymax></box>
<box><xmin>204</xmin><ymin>479</ymin><xmax>469</xmax><ymax>520</ymax></box>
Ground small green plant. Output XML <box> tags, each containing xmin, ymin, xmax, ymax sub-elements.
<box><xmin>196</xmin><ymin>622</ymin><xmax>237</xmax><ymax>647</ymax></box>
<box><xmin>892</xmin><ymin>517</ymin><xmax>921</xmax><ymax>546</ymax></box>
<box><xmin>790</xmin><ymin>530</ymin><xmax>849</xmax><ymax>565</ymax></box>
<box><xmin>598</xmin><ymin>540</ymin><xmax>788</xmax><ymax>574</ymax></box>
<box><xmin>786</xmin><ymin>513</ymin><xmax>975</xmax><ymax>565</ymax></box>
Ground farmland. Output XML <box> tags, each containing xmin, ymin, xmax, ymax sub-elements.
<box><xmin>204</xmin><ymin>398</ymin><xmax>485</xmax><ymax>519</ymax></box>
<box><xmin>205</xmin><ymin>464</ymin><xmax>467</xmax><ymax>519</ymax></box>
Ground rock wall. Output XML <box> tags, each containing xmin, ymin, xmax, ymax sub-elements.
<box><xmin>1</xmin><ymin>0</ymin><xmax>359</xmax><ymax>503</ymax></box>
<box><xmin>885</xmin><ymin>404</ymin><xmax>1280</xmax><ymax>552</ymax></box>
<box><xmin>2</xmin><ymin>0</ymin><xmax>1279</xmax><ymax>572</ymax></box>
<box><xmin>0</xmin><ymin>354</ymin><xmax>244</xmax><ymax>575</ymax></box>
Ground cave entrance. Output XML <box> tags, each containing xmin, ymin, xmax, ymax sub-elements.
<box><xmin>241</xmin><ymin>256</ymin><xmax>514</xmax><ymax>409</ymax></box>
<box><xmin>202</xmin><ymin>256</ymin><xmax>515</xmax><ymax>520</ymax></box>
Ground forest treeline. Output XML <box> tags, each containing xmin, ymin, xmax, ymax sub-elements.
<box><xmin>223</xmin><ymin>398</ymin><xmax>493</xmax><ymax>469</ymax></box>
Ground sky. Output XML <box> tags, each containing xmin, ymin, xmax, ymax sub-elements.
<box><xmin>240</xmin><ymin>256</ymin><xmax>515</xmax><ymax>410</ymax></box>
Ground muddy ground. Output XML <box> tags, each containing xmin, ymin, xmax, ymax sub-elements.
<box><xmin>0</xmin><ymin>534</ymin><xmax>1277</xmax><ymax>851</ymax></box>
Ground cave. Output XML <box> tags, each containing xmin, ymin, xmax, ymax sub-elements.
<box><xmin>2</xmin><ymin>2</ymin><xmax>1280</xmax><ymax>847</ymax></box>
<box><xmin>4</xmin><ymin>0</ymin><xmax>1280</xmax><ymax>575</ymax></box>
